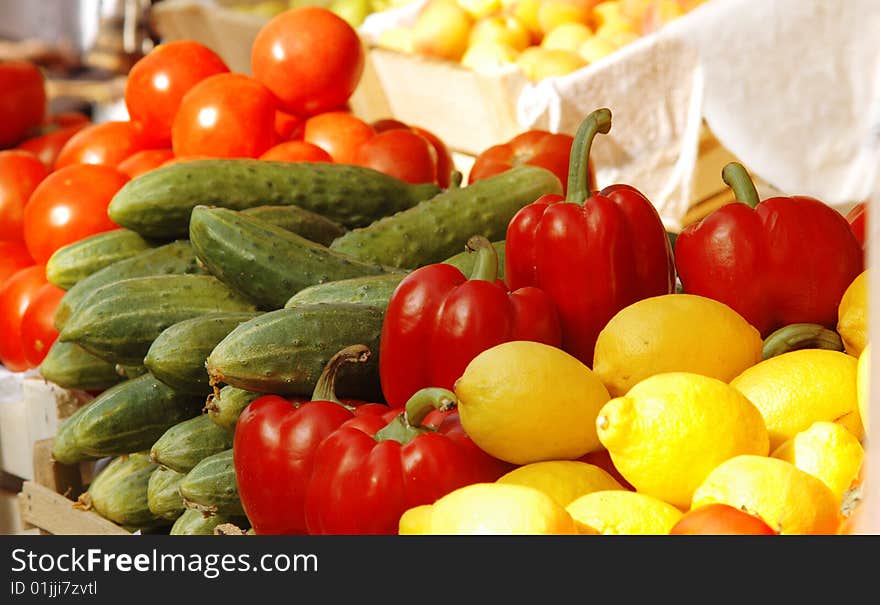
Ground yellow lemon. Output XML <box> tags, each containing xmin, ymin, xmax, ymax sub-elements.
<box><xmin>398</xmin><ymin>505</ymin><xmax>433</xmax><ymax>535</ymax></box>
<box><xmin>578</xmin><ymin>34</ymin><xmax>617</xmax><ymax>63</ymax></box>
<box><xmin>412</xmin><ymin>0</ymin><xmax>475</xmax><ymax>62</ymax></box>
<box><xmin>837</xmin><ymin>270</ymin><xmax>868</xmax><ymax>357</ymax></box>
<box><xmin>515</xmin><ymin>46</ymin><xmax>585</xmax><ymax>80</ymax></box>
<box><xmin>462</xmin><ymin>40</ymin><xmax>519</xmax><ymax>72</ymax></box>
<box><xmin>771</xmin><ymin>421</ymin><xmax>864</xmax><ymax>505</ymax></box>
<box><xmin>857</xmin><ymin>344</ymin><xmax>870</xmax><ymax>434</ymax></box>
<box><xmin>730</xmin><ymin>348</ymin><xmax>862</xmax><ymax>451</ymax></box>
<box><xmin>454</xmin><ymin>341</ymin><xmax>611</xmax><ymax>465</ymax></box>
<box><xmin>691</xmin><ymin>455</ymin><xmax>841</xmax><ymax>535</ymax></box>
<box><xmin>469</xmin><ymin>14</ymin><xmax>532</xmax><ymax>51</ymax></box>
<box><xmin>593</xmin><ymin>294</ymin><xmax>763</xmax><ymax>398</ymax></box>
<box><xmin>456</xmin><ymin>0</ymin><xmax>501</xmax><ymax>19</ymax></box>
<box><xmin>596</xmin><ymin>372</ymin><xmax>769</xmax><ymax>508</ymax></box>
<box><xmin>497</xmin><ymin>460</ymin><xmax>624</xmax><ymax>507</ymax></box>
<box><xmin>541</xmin><ymin>22</ymin><xmax>594</xmax><ymax>52</ymax></box>
<box><xmin>406</xmin><ymin>482</ymin><xmax>579</xmax><ymax>534</ymax></box>
<box><xmin>566</xmin><ymin>490</ymin><xmax>683</xmax><ymax>535</ymax></box>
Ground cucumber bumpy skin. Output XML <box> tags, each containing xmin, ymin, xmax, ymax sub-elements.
<box><xmin>240</xmin><ymin>204</ymin><xmax>347</xmax><ymax>246</ymax></box>
<box><xmin>39</xmin><ymin>340</ymin><xmax>125</xmax><ymax>391</ymax></box>
<box><xmin>149</xmin><ymin>414</ymin><xmax>235</xmax><ymax>474</ymax></box>
<box><xmin>46</xmin><ymin>229</ymin><xmax>156</xmax><ymax>290</ymax></box>
<box><xmin>179</xmin><ymin>449</ymin><xmax>245</xmax><ymax>517</ymax></box>
<box><xmin>329</xmin><ymin>165</ymin><xmax>561</xmax><ymax>269</ymax></box>
<box><xmin>81</xmin><ymin>452</ymin><xmax>167</xmax><ymax>530</ymax></box>
<box><xmin>204</xmin><ymin>385</ymin><xmax>262</xmax><ymax>430</ymax></box>
<box><xmin>147</xmin><ymin>466</ymin><xmax>186</xmax><ymax>522</ymax></box>
<box><xmin>283</xmin><ymin>272</ymin><xmax>407</xmax><ymax>309</ymax></box>
<box><xmin>170</xmin><ymin>508</ymin><xmax>249</xmax><ymax>535</ymax></box>
<box><xmin>107</xmin><ymin>159</ymin><xmax>441</xmax><ymax>238</ymax></box>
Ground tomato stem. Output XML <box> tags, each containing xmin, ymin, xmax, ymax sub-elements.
<box><xmin>310</xmin><ymin>344</ymin><xmax>371</xmax><ymax>409</ymax></box>
<box><xmin>721</xmin><ymin>162</ymin><xmax>761</xmax><ymax>209</ymax></box>
<box><xmin>374</xmin><ymin>387</ymin><xmax>457</xmax><ymax>444</ymax></box>
<box><xmin>466</xmin><ymin>235</ymin><xmax>498</xmax><ymax>283</ymax></box>
<box><xmin>566</xmin><ymin>108</ymin><xmax>612</xmax><ymax>203</ymax></box>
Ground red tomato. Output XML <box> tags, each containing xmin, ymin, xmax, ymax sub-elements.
<box><xmin>469</xmin><ymin>130</ymin><xmax>577</xmax><ymax>195</ymax></box>
<box><xmin>44</xmin><ymin>111</ymin><xmax>91</xmax><ymax>129</ymax></box>
<box><xmin>0</xmin><ymin>151</ymin><xmax>49</xmax><ymax>242</ymax></box>
<box><xmin>275</xmin><ymin>111</ymin><xmax>304</xmax><ymax>141</ymax></box>
<box><xmin>117</xmin><ymin>148</ymin><xmax>175</xmax><ymax>179</ymax></box>
<box><xmin>355</xmin><ymin>129</ymin><xmax>438</xmax><ymax>185</ymax></box>
<box><xmin>0</xmin><ymin>240</ymin><xmax>34</xmax><ymax>283</ymax></box>
<box><xmin>171</xmin><ymin>73</ymin><xmax>278</xmax><ymax>159</ymax></box>
<box><xmin>369</xmin><ymin>119</ymin><xmax>455</xmax><ymax>187</ymax></box>
<box><xmin>0</xmin><ymin>61</ymin><xmax>46</xmax><ymax>149</ymax></box>
<box><xmin>54</xmin><ymin>121</ymin><xmax>151</xmax><ymax>170</ymax></box>
<box><xmin>17</xmin><ymin>122</ymin><xmax>90</xmax><ymax>169</ymax></box>
<box><xmin>372</xmin><ymin>118</ymin><xmax>409</xmax><ymax>132</ymax></box>
<box><xmin>23</xmin><ymin>164</ymin><xmax>128</xmax><ymax>263</ymax></box>
<box><xmin>0</xmin><ymin>264</ymin><xmax>47</xmax><ymax>372</ymax></box>
<box><xmin>251</xmin><ymin>7</ymin><xmax>364</xmax><ymax>117</ymax></box>
<box><xmin>669</xmin><ymin>503</ymin><xmax>778</xmax><ymax>535</ymax></box>
<box><xmin>125</xmin><ymin>40</ymin><xmax>229</xmax><ymax>147</ymax></box>
<box><xmin>303</xmin><ymin>112</ymin><xmax>375</xmax><ymax>165</ymax></box>
<box><xmin>20</xmin><ymin>282</ymin><xmax>65</xmax><ymax>367</ymax></box>
<box><xmin>260</xmin><ymin>141</ymin><xmax>333</xmax><ymax>163</ymax></box>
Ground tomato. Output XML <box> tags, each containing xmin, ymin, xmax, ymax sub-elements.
<box><xmin>669</xmin><ymin>503</ymin><xmax>778</xmax><ymax>535</ymax></box>
<box><xmin>275</xmin><ymin>111</ymin><xmax>304</xmax><ymax>141</ymax></box>
<box><xmin>44</xmin><ymin>111</ymin><xmax>91</xmax><ymax>129</ymax></box>
<box><xmin>19</xmin><ymin>281</ymin><xmax>65</xmax><ymax>367</ymax></box>
<box><xmin>0</xmin><ymin>61</ymin><xmax>46</xmax><ymax>149</ymax></box>
<box><xmin>0</xmin><ymin>151</ymin><xmax>49</xmax><ymax>241</ymax></box>
<box><xmin>161</xmin><ymin>154</ymin><xmax>213</xmax><ymax>168</ymax></box>
<box><xmin>171</xmin><ymin>73</ymin><xmax>278</xmax><ymax>159</ymax></box>
<box><xmin>355</xmin><ymin>129</ymin><xmax>438</xmax><ymax>184</ymax></box>
<box><xmin>54</xmin><ymin>121</ymin><xmax>153</xmax><ymax>170</ymax></box>
<box><xmin>260</xmin><ymin>141</ymin><xmax>333</xmax><ymax>163</ymax></box>
<box><xmin>0</xmin><ymin>264</ymin><xmax>47</xmax><ymax>372</ymax></box>
<box><xmin>0</xmin><ymin>241</ymin><xmax>34</xmax><ymax>284</ymax></box>
<box><xmin>251</xmin><ymin>7</ymin><xmax>364</xmax><ymax>117</ymax></box>
<box><xmin>23</xmin><ymin>164</ymin><xmax>128</xmax><ymax>263</ymax></box>
<box><xmin>469</xmin><ymin>130</ymin><xmax>578</xmax><ymax>195</ymax></box>
<box><xmin>303</xmin><ymin>112</ymin><xmax>375</xmax><ymax>165</ymax></box>
<box><xmin>17</xmin><ymin>122</ymin><xmax>90</xmax><ymax>169</ymax></box>
<box><xmin>125</xmin><ymin>40</ymin><xmax>229</xmax><ymax>147</ymax></box>
<box><xmin>117</xmin><ymin>148</ymin><xmax>175</xmax><ymax>179</ymax></box>
<box><xmin>372</xmin><ymin>119</ymin><xmax>409</xmax><ymax>132</ymax></box>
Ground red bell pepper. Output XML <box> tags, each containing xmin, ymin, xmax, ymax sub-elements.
<box><xmin>674</xmin><ymin>162</ymin><xmax>865</xmax><ymax>336</ymax></box>
<box><xmin>504</xmin><ymin>108</ymin><xmax>676</xmax><ymax>366</ymax></box>
<box><xmin>379</xmin><ymin>235</ymin><xmax>561</xmax><ymax>409</ymax></box>
<box><xmin>304</xmin><ymin>387</ymin><xmax>513</xmax><ymax>535</ymax></box>
<box><xmin>233</xmin><ymin>345</ymin><xmax>389</xmax><ymax>535</ymax></box>
<box><xmin>846</xmin><ymin>201</ymin><xmax>867</xmax><ymax>249</ymax></box>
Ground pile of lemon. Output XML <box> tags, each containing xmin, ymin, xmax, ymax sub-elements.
<box><xmin>401</xmin><ymin>270</ymin><xmax>870</xmax><ymax>535</ymax></box>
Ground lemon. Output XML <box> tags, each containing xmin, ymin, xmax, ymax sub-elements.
<box><xmin>398</xmin><ymin>505</ymin><xmax>433</xmax><ymax>535</ymax></box>
<box><xmin>691</xmin><ymin>455</ymin><xmax>841</xmax><ymax>535</ymax></box>
<box><xmin>497</xmin><ymin>460</ymin><xmax>623</xmax><ymax>507</ymax></box>
<box><xmin>566</xmin><ymin>490</ymin><xmax>683</xmax><ymax>535</ymax></box>
<box><xmin>837</xmin><ymin>270</ymin><xmax>868</xmax><ymax>357</ymax></box>
<box><xmin>596</xmin><ymin>372</ymin><xmax>769</xmax><ymax>509</ymax></box>
<box><xmin>592</xmin><ymin>294</ymin><xmax>763</xmax><ymax>398</ymax></box>
<box><xmin>454</xmin><ymin>341</ymin><xmax>610</xmax><ymax>465</ymax></box>
<box><xmin>404</xmin><ymin>482</ymin><xmax>579</xmax><ymax>535</ymax></box>
<box><xmin>857</xmin><ymin>344</ymin><xmax>870</xmax><ymax>434</ymax></box>
<box><xmin>771</xmin><ymin>421</ymin><xmax>864</xmax><ymax>504</ymax></box>
<box><xmin>730</xmin><ymin>349</ymin><xmax>862</xmax><ymax>450</ymax></box>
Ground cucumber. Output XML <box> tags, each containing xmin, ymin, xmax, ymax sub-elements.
<box><xmin>330</xmin><ymin>165</ymin><xmax>561</xmax><ymax>269</ymax></box>
<box><xmin>147</xmin><ymin>466</ymin><xmax>186</xmax><ymax>522</ymax></box>
<box><xmin>150</xmin><ymin>414</ymin><xmax>235</xmax><ymax>474</ymax></box>
<box><xmin>443</xmin><ymin>240</ymin><xmax>506</xmax><ymax>282</ymax></box>
<box><xmin>284</xmin><ymin>273</ymin><xmax>406</xmax><ymax>309</ymax></box>
<box><xmin>205</xmin><ymin>385</ymin><xmax>262</xmax><ymax>430</ymax></box>
<box><xmin>170</xmin><ymin>508</ymin><xmax>249</xmax><ymax>535</ymax></box>
<box><xmin>144</xmin><ymin>312</ymin><xmax>261</xmax><ymax>394</ymax></box>
<box><xmin>189</xmin><ymin>206</ymin><xmax>398</xmax><ymax>310</ymax></box>
<box><xmin>207</xmin><ymin>303</ymin><xmax>384</xmax><ymax>399</ymax></box>
<box><xmin>46</xmin><ymin>229</ymin><xmax>156</xmax><ymax>290</ymax></box>
<box><xmin>82</xmin><ymin>452</ymin><xmax>166</xmax><ymax>530</ymax></box>
<box><xmin>60</xmin><ymin>274</ymin><xmax>259</xmax><ymax>366</ymax></box>
<box><xmin>39</xmin><ymin>340</ymin><xmax>124</xmax><ymax>391</ymax></box>
<box><xmin>179</xmin><ymin>449</ymin><xmax>244</xmax><ymax>516</ymax></box>
<box><xmin>54</xmin><ymin>240</ymin><xmax>205</xmax><ymax>330</ymax></box>
<box><xmin>51</xmin><ymin>373</ymin><xmax>205</xmax><ymax>464</ymax></box>
<box><xmin>108</xmin><ymin>159</ymin><xmax>441</xmax><ymax>238</ymax></box>
<box><xmin>240</xmin><ymin>204</ymin><xmax>346</xmax><ymax>246</ymax></box>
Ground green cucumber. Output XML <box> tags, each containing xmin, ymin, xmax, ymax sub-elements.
<box><xmin>108</xmin><ymin>159</ymin><xmax>441</xmax><ymax>238</ymax></box>
<box><xmin>39</xmin><ymin>341</ymin><xmax>124</xmax><ymax>391</ymax></box>
<box><xmin>54</xmin><ymin>240</ymin><xmax>205</xmax><ymax>330</ymax></box>
<box><xmin>147</xmin><ymin>466</ymin><xmax>186</xmax><ymax>522</ymax></box>
<box><xmin>284</xmin><ymin>273</ymin><xmax>406</xmax><ymax>309</ymax></box>
<box><xmin>46</xmin><ymin>229</ymin><xmax>156</xmax><ymax>290</ymax></box>
<box><xmin>443</xmin><ymin>240</ymin><xmax>506</xmax><ymax>281</ymax></box>
<box><xmin>179</xmin><ymin>449</ymin><xmax>244</xmax><ymax>516</ymax></box>
<box><xmin>145</xmin><ymin>312</ymin><xmax>261</xmax><ymax>394</ymax></box>
<box><xmin>51</xmin><ymin>373</ymin><xmax>205</xmax><ymax>464</ymax></box>
<box><xmin>189</xmin><ymin>206</ymin><xmax>398</xmax><ymax>310</ymax></box>
<box><xmin>207</xmin><ymin>303</ymin><xmax>384</xmax><ymax>399</ymax></box>
<box><xmin>150</xmin><ymin>414</ymin><xmax>235</xmax><ymax>474</ymax></box>
<box><xmin>82</xmin><ymin>453</ymin><xmax>166</xmax><ymax>530</ymax></box>
<box><xmin>170</xmin><ymin>508</ymin><xmax>248</xmax><ymax>535</ymax></box>
<box><xmin>330</xmin><ymin>165</ymin><xmax>561</xmax><ymax>269</ymax></box>
<box><xmin>240</xmin><ymin>204</ymin><xmax>346</xmax><ymax>246</ymax></box>
<box><xmin>205</xmin><ymin>386</ymin><xmax>262</xmax><ymax>430</ymax></box>
<box><xmin>60</xmin><ymin>274</ymin><xmax>259</xmax><ymax>366</ymax></box>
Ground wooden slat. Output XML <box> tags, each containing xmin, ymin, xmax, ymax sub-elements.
<box><xmin>32</xmin><ymin>438</ymin><xmax>84</xmax><ymax>501</ymax></box>
<box><xmin>18</xmin><ymin>481</ymin><xmax>129</xmax><ymax>536</ymax></box>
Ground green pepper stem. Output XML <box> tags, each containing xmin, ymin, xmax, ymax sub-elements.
<box><xmin>566</xmin><ymin>108</ymin><xmax>612</xmax><ymax>203</ymax></box>
<box><xmin>762</xmin><ymin>323</ymin><xmax>844</xmax><ymax>360</ymax></box>
<box><xmin>466</xmin><ymin>235</ymin><xmax>498</xmax><ymax>283</ymax></box>
<box><xmin>374</xmin><ymin>388</ymin><xmax>457</xmax><ymax>444</ymax></box>
<box><xmin>721</xmin><ymin>162</ymin><xmax>761</xmax><ymax>209</ymax></box>
<box><xmin>310</xmin><ymin>344</ymin><xmax>371</xmax><ymax>409</ymax></box>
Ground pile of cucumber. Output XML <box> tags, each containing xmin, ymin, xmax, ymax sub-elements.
<box><xmin>42</xmin><ymin>158</ymin><xmax>562</xmax><ymax>534</ymax></box>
